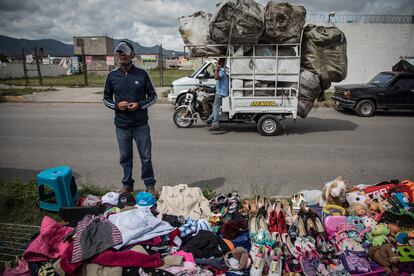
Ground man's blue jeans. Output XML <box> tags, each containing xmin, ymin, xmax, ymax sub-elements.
<box><xmin>115</xmin><ymin>124</ymin><xmax>155</xmax><ymax>189</ymax></box>
<box><xmin>207</xmin><ymin>95</ymin><xmax>223</xmax><ymax>126</ymax></box>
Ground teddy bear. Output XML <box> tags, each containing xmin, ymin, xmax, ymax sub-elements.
<box><xmin>367</xmin><ymin>224</ymin><xmax>399</xmax><ymax>273</ymax></box>
<box><xmin>346</xmin><ymin>190</ymin><xmax>368</xmax><ymax>209</ymax></box>
<box><xmin>321</xmin><ymin>176</ymin><xmax>349</xmax><ymax>207</ymax></box>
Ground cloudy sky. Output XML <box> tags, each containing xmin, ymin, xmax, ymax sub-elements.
<box><xmin>0</xmin><ymin>0</ymin><xmax>412</xmax><ymax>50</ymax></box>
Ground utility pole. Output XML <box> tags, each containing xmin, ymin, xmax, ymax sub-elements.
<box><xmin>21</xmin><ymin>48</ymin><xmax>29</xmax><ymax>86</ymax></box>
<box><xmin>34</xmin><ymin>47</ymin><xmax>43</xmax><ymax>85</ymax></box>
<box><xmin>159</xmin><ymin>44</ymin><xmax>163</xmax><ymax>86</ymax></box>
<box><xmin>76</xmin><ymin>39</ymin><xmax>88</xmax><ymax>86</ymax></box>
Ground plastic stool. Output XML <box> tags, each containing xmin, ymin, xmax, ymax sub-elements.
<box><xmin>37</xmin><ymin>166</ymin><xmax>79</xmax><ymax>212</ymax></box>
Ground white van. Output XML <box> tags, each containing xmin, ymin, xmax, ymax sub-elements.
<box><xmin>168</xmin><ymin>61</ymin><xmax>216</xmax><ymax>105</ymax></box>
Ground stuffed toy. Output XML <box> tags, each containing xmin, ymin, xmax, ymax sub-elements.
<box><xmin>347</xmin><ymin>216</ymin><xmax>365</xmax><ymax>231</ymax></box>
<box><xmin>367</xmin><ymin>223</ymin><xmax>399</xmax><ymax>274</ymax></box>
<box><xmin>321</xmin><ymin>176</ymin><xmax>349</xmax><ymax>207</ymax></box>
<box><xmin>365</xmin><ymin>198</ymin><xmax>381</xmax><ymax>219</ymax></box>
<box><xmin>363</xmin><ymin>217</ymin><xmax>377</xmax><ymax>229</ymax></box>
<box><xmin>367</xmin><ymin>223</ymin><xmax>390</xmax><ymax>246</ymax></box>
<box><xmin>348</xmin><ymin>202</ymin><xmax>369</xmax><ymax>217</ymax></box>
<box><xmin>346</xmin><ymin>190</ymin><xmax>368</xmax><ymax>209</ymax></box>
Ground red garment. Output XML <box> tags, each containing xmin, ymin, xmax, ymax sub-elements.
<box><xmin>60</xmin><ymin>242</ymin><xmax>163</xmax><ymax>275</ymax></box>
<box><xmin>168</xmin><ymin>228</ymin><xmax>180</xmax><ymax>246</ymax></box>
<box><xmin>23</xmin><ymin>216</ymin><xmax>73</xmax><ymax>262</ymax></box>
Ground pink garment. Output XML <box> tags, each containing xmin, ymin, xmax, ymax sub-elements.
<box><xmin>23</xmin><ymin>216</ymin><xmax>73</xmax><ymax>262</ymax></box>
<box><xmin>173</xmin><ymin>250</ymin><xmax>195</xmax><ymax>263</ymax></box>
<box><xmin>2</xmin><ymin>259</ymin><xmax>29</xmax><ymax>276</ymax></box>
<box><xmin>165</xmin><ymin>261</ymin><xmax>196</xmax><ymax>274</ymax></box>
<box><xmin>60</xmin><ymin>242</ymin><xmax>163</xmax><ymax>275</ymax></box>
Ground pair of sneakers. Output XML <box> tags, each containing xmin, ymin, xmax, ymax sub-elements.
<box><xmin>250</xmin><ymin>244</ymin><xmax>283</xmax><ymax>276</ymax></box>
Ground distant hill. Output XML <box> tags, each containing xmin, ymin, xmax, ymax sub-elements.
<box><xmin>0</xmin><ymin>35</ymin><xmax>73</xmax><ymax>57</ymax></box>
<box><xmin>0</xmin><ymin>35</ymin><xmax>183</xmax><ymax>57</ymax></box>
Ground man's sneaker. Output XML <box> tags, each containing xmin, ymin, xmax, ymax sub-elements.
<box><xmin>209</xmin><ymin>125</ymin><xmax>224</xmax><ymax>131</ymax></box>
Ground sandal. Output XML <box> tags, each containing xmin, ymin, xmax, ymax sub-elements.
<box><xmin>209</xmin><ymin>193</ymin><xmax>227</xmax><ymax>211</ymax></box>
<box><xmin>241</xmin><ymin>199</ymin><xmax>251</xmax><ymax>216</ymax></box>
<box><xmin>227</xmin><ymin>192</ymin><xmax>240</xmax><ymax>214</ymax></box>
<box><xmin>257</xmin><ymin>214</ymin><xmax>269</xmax><ymax>232</ymax></box>
<box><xmin>282</xmin><ymin>243</ymin><xmax>302</xmax><ymax>273</ymax></box>
<box><xmin>297</xmin><ymin>216</ymin><xmax>307</xmax><ymax>237</ymax></box>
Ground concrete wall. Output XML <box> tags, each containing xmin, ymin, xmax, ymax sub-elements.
<box><xmin>0</xmin><ymin>63</ymin><xmax>67</xmax><ymax>79</ymax></box>
<box><xmin>334</xmin><ymin>23</ymin><xmax>414</xmax><ymax>86</ymax></box>
<box><xmin>73</xmin><ymin>36</ymin><xmax>114</xmax><ymax>56</ymax></box>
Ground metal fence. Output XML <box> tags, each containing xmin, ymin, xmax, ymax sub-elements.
<box><xmin>306</xmin><ymin>14</ymin><xmax>414</xmax><ymax>24</ymax></box>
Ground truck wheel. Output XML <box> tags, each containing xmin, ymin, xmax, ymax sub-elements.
<box><xmin>257</xmin><ymin>115</ymin><xmax>281</xmax><ymax>136</ymax></box>
<box><xmin>355</xmin><ymin>100</ymin><xmax>375</xmax><ymax>117</ymax></box>
<box><xmin>173</xmin><ymin>106</ymin><xmax>194</xmax><ymax>128</ymax></box>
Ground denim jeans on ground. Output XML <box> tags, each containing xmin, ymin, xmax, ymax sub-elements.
<box><xmin>115</xmin><ymin>124</ymin><xmax>155</xmax><ymax>189</ymax></box>
<box><xmin>207</xmin><ymin>95</ymin><xmax>223</xmax><ymax>126</ymax></box>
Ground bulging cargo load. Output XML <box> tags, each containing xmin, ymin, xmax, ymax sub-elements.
<box><xmin>301</xmin><ymin>24</ymin><xmax>347</xmax><ymax>90</ymax></box>
<box><xmin>260</xmin><ymin>2</ymin><xmax>306</xmax><ymax>44</ymax></box>
<box><xmin>297</xmin><ymin>70</ymin><xmax>321</xmax><ymax>118</ymax></box>
<box><xmin>209</xmin><ymin>0</ymin><xmax>265</xmax><ymax>45</ymax></box>
<box><xmin>179</xmin><ymin>11</ymin><xmax>220</xmax><ymax>56</ymax></box>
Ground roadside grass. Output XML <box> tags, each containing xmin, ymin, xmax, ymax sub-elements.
<box><xmin>0</xmin><ymin>179</ymin><xmax>109</xmax><ymax>225</ymax></box>
<box><xmin>0</xmin><ymin>87</ymin><xmax>57</xmax><ymax>96</ymax></box>
<box><xmin>0</xmin><ymin>68</ymin><xmax>192</xmax><ymax>88</ymax></box>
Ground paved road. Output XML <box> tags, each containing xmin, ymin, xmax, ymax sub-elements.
<box><xmin>0</xmin><ymin>103</ymin><xmax>413</xmax><ymax>197</ymax></box>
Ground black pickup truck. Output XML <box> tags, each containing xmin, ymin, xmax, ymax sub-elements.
<box><xmin>332</xmin><ymin>71</ymin><xmax>414</xmax><ymax>116</ymax></box>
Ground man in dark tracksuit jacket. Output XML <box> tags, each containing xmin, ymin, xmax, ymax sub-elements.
<box><xmin>103</xmin><ymin>41</ymin><xmax>158</xmax><ymax>196</ymax></box>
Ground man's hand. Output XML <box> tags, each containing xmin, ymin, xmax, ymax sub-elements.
<box><xmin>118</xmin><ymin>101</ymin><xmax>129</xmax><ymax>111</ymax></box>
<box><xmin>127</xmin><ymin>102</ymin><xmax>139</xmax><ymax>111</ymax></box>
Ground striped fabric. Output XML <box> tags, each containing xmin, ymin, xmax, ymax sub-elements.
<box><xmin>71</xmin><ymin>215</ymin><xmax>122</xmax><ymax>263</ymax></box>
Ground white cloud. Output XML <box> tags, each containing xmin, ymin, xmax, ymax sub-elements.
<box><xmin>0</xmin><ymin>0</ymin><xmax>412</xmax><ymax>51</ymax></box>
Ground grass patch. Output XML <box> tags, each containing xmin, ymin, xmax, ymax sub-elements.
<box><xmin>0</xmin><ymin>179</ymin><xmax>111</xmax><ymax>225</ymax></box>
<box><xmin>0</xmin><ymin>68</ymin><xmax>192</xmax><ymax>87</ymax></box>
<box><xmin>0</xmin><ymin>87</ymin><xmax>57</xmax><ymax>96</ymax></box>
<box><xmin>0</xmin><ymin>179</ymin><xmax>61</xmax><ymax>225</ymax></box>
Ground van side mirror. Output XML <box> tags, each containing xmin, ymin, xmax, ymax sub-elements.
<box><xmin>196</xmin><ymin>73</ymin><xmax>205</xmax><ymax>79</ymax></box>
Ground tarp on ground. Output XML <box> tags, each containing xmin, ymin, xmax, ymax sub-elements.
<box><xmin>260</xmin><ymin>2</ymin><xmax>306</xmax><ymax>44</ymax></box>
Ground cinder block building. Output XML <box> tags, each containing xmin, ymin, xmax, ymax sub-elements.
<box><xmin>73</xmin><ymin>36</ymin><xmax>116</xmax><ymax>74</ymax></box>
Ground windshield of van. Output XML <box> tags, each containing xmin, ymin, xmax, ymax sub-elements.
<box><xmin>368</xmin><ymin>72</ymin><xmax>395</xmax><ymax>87</ymax></box>
<box><xmin>189</xmin><ymin>63</ymin><xmax>207</xmax><ymax>78</ymax></box>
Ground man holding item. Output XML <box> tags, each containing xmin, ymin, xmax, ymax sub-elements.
<box><xmin>103</xmin><ymin>40</ymin><xmax>158</xmax><ymax>196</ymax></box>
<box><xmin>207</xmin><ymin>58</ymin><xmax>229</xmax><ymax>131</ymax></box>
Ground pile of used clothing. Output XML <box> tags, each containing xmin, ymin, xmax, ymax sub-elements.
<box><xmin>4</xmin><ymin>179</ymin><xmax>414</xmax><ymax>276</ymax></box>
<box><xmin>178</xmin><ymin>0</ymin><xmax>348</xmax><ymax>119</ymax></box>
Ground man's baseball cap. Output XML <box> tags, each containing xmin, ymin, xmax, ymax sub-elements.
<box><xmin>115</xmin><ymin>41</ymin><xmax>134</xmax><ymax>56</ymax></box>
<box><xmin>118</xmin><ymin>192</ymin><xmax>136</xmax><ymax>208</ymax></box>
<box><xmin>135</xmin><ymin>191</ymin><xmax>156</xmax><ymax>207</ymax></box>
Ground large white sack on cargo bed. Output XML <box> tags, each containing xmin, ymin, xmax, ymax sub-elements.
<box><xmin>179</xmin><ymin>11</ymin><xmax>223</xmax><ymax>56</ymax></box>
<box><xmin>260</xmin><ymin>2</ymin><xmax>306</xmax><ymax>44</ymax></box>
<box><xmin>209</xmin><ymin>0</ymin><xmax>264</xmax><ymax>45</ymax></box>
<box><xmin>301</xmin><ymin>24</ymin><xmax>347</xmax><ymax>90</ymax></box>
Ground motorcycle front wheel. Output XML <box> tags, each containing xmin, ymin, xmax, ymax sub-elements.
<box><xmin>173</xmin><ymin>106</ymin><xmax>194</xmax><ymax>128</ymax></box>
